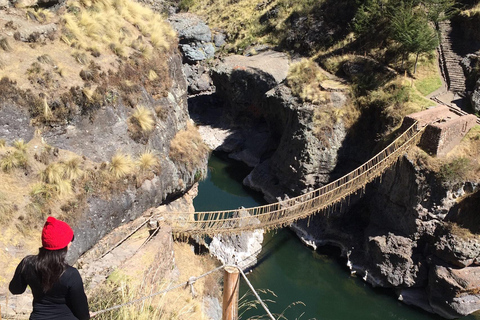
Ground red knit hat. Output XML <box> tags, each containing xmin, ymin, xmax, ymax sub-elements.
<box><xmin>41</xmin><ymin>217</ymin><xmax>74</xmax><ymax>250</ymax></box>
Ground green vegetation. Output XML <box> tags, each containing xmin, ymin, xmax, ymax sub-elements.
<box><xmin>438</xmin><ymin>157</ymin><xmax>472</xmax><ymax>185</ymax></box>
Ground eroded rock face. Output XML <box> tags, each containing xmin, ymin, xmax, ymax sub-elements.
<box><xmin>366</xmin><ymin>233</ymin><xmax>426</xmax><ymax>287</ymax></box>
<box><xmin>434</xmin><ymin>225</ymin><xmax>480</xmax><ymax>268</ymax></box>
<box><xmin>244</xmin><ymin>84</ymin><xmax>347</xmax><ymax>201</ymax></box>
<box><xmin>208</xmin><ymin>209</ymin><xmax>264</xmax><ymax>270</ymax></box>
<box><xmin>0</xmin><ymin>51</ymin><xmax>207</xmax><ymax>261</ymax></box>
<box><xmin>0</xmin><ymin>104</ymin><xmax>35</xmax><ymax>143</ymax></box>
<box><xmin>209</xmin><ymin>51</ymin><xmax>348</xmax><ymax>201</ymax></box>
<box><xmin>428</xmin><ymin>262</ymin><xmax>480</xmax><ymax>318</ymax></box>
<box><xmin>168</xmin><ymin>13</ymin><xmax>215</xmax><ymax>64</ymax></box>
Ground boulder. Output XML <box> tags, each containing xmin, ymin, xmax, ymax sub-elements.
<box><xmin>179</xmin><ymin>42</ymin><xmax>215</xmax><ymax>62</ymax></box>
<box><xmin>471</xmin><ymin>78</ymin><xmax>480</xmax><ymax>113</ymax></box>
<box><xmin>0</xmin><ymin>0</ymin><xmax>9</xmax><ymax>8</ymax></box>
<box><xmin>366</xmin><ymin>233</ymin><xmax>426</xmax><ymax>287</ymax></box>
<box><xmin>168</xmin><ymin>13</ymin><xmax>212</xmax><ymax>43</ymax></box>
<box><xmin>434</xmin><ymin>225</ymin><xmax>480</xmax><ymax>267</ymax></box>
<box><xmin>213</xmin><ymin>32</ymin><xmax>226</xmax><ymax>47</ymax></box>
<box><xmin>428</xmin><ymin>263</ymin><xmax>480</xmax><ymax>318</ymax></box>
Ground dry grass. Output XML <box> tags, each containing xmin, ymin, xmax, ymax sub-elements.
<box><xmin>13</xmin><ymin>139</ymin><xmax>28</xmax><ymax>153</ymax></box>
<box><xmin>436</xmin><ymin>125</ymin><xmax>480</xmax><ymax>184</ymax></box>
<box><xmin>187</xmin><ymin>0</ymin><xmax>321</xmax><ymax>50</ymax></box>
<box><xmin>130</xmin><ymin>105</ymin><xmax>155</xmax><ymax>132</ymax></box>
<box><xmin>109</xmin><ymin>152</ymin><xmax>134</xmax><ymax>179</ymax></box>
<box><xmin>64</xmin><ymin>157</ymin><xmax>83</xmax><ymax>180</ymax></box>
<box><xmin>169</xmin><ymin>123</ymin><xmax>210</xmax><ymax>170</ymax></box>
<box><xmin>89</xmin><ymin>241</ymin><xmax>219</xmax><ymax>320</ymax></box>
<box><xmin>287</xmin><ymin>59</ymin><xmax>327</xmax><ymax>104</ymax></box>
<box><xmin>62</xmin><ymin>0</ymin><xmax>175</xmax><ymax>57</ymax></box>
<box><xmin>137</xmin><ymin>150</ymin><xmax>159</xmax><ymax>172</ymax></box>
<box><xmin>40</xmin><ymin>163</ymin><xmax>73</xmax><ymax>196</ymax></box>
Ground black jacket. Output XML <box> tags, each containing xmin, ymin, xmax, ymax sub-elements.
<box><xmin>9</xmin><ymin>256</ymin><xmax>90</xmax><ymax>320</ymax></box>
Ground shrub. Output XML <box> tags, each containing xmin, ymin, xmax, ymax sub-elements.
<box><xmin>169</xmin><ymin>123</ymin><xmax>210</xmax><ymax>170</ymax></box>
<box><xmin>130</xmin><ymin>105</ymin><xmax>155</xmax><ymax>132</ymax></box>
<box><xmin>109</xmin><ymin>152</ymin><xmax>133</xmax><ymax>178</ymax></box>
<box><xmin>438</xmin><ymin>157</ymin><xmax>472</xmax><ymax>185</ymax></box>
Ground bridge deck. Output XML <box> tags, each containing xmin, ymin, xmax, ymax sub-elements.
<box><xmin>160</xmin><ymin>122</ymin><xmax>423</xmax><ymax>236</ymax></box>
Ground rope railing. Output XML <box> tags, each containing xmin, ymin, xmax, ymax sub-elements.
<box><xmin>161</xmin><ymin>122</ymin><xmax>423</xmax><ymax>236</ymax></box>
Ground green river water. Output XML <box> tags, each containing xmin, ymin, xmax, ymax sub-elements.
<box><xmin>193</xmin><ymin>154</ymin><xmax>479</xmax><ymax>320</ymax></box>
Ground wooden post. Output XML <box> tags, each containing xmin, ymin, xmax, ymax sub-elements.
<box><xmin>222</xmin><ymin>266</ymin><xmax>240</xmax><ymax>320</ymax></box>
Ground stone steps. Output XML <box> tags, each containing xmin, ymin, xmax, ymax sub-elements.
<box><xmin>438</xmin><ymin>21</ymin><xmax>466</xmax><ymax>93</ymax></box>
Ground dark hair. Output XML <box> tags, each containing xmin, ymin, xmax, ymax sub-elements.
<box><xmin>35</xmin><ymin>246</ymin><xmax>69</xmax><ymax>293</ymax></box>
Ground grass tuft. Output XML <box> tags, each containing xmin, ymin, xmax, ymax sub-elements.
<box><xmin>13</xmin><ymin>139</ymin><xmax>28</xmax><ymax>153</ymax></box>
<box><xmin>41</xmin><ymin>163</ymin><xmax>65</xmax><ymax>185</ymax></box>
<box><xmin>37</xmin><ymin>54</ymin><xmax>55</xmax><ymax>66</ymax></box>
<box><xmin>0</xmin><ymin>139</ymin><xmax>5</xmax><ymax>148</ymax></box>
<box><xmin>148</xmin><ymin>70</ymin><xmax>158</xmax><ymax>81</ymax></box>
<box><xmin>64</xmin><ymin>157</ymin><xmax>83</xmax><ymax>180</ymax></box>
<box><xmin>137</xmin><ymin>150</ymin><xmax>158</xmax><ymax>172</ymax></box>
<box><xmin>169</xmin><ymin>123</ymin><xmax>210</xmax><ymax>170</ymax></box>
<box><xmin>1</xmin><ymin>153</ymin><xmax>17</xmax><ymax>172</ymax></box>
<box><xmin>43</xmin><ymin>97</ymin><xmax>53</xmax><ymax>121</ymax></box>
<box><xmin>109</xmin><ymin>152</ymin><xmax>133</xmax><ymax>179</ymax></box>
<box><xmin>130</xmin><ymin>105</ymin><xmax>155</xmax><ymax>132</ymax></box>
<box><xmin>287</xmin><ymin>59</ymin><xmax>327</xmax><ymax>104</ymax></box>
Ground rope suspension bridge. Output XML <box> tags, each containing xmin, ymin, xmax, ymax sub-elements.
<box><xmin>161</xmin><ymin>121</ymin><xmax>424</xmax><ymax>236</ymax></box>
<box><xmin>80</xmin><ymin>122</ymin><xmax>425</xmax><ymax>320</ymax></box>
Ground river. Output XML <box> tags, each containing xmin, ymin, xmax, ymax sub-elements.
<box><xmin>193</xmin><ymin>154</ymin><xmax>479</xmax><ymax>320</ymax></box>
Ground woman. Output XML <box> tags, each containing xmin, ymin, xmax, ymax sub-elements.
<box><xmin>9</xmin><ymin>216</ymin><xmax>90</xmax><ymax>320</ymax></box>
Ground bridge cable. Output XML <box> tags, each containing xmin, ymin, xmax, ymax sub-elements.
<box><xmin>230</xmin><ymin>265</ymin><xmax>277</xmax><ymax>320</ymax></box>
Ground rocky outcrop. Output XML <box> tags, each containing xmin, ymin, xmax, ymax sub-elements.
<box><xmin>244</xmin><ymin>84</ymin><xmax>347</xmax><ymax>201</ymax></box>
<box><xmin>168</xmin><ymin>13</ymin><xmax>216</xmax><ymax>94</ymax></box>
<box><xmin>293</xmin><ymin>152</ymin><xmax>480</xmax><ymax>318</ymax></box>
<box><xmin>168</xmin><ymin>13</ymin><xmax>215</xmax><ymax>63</ymax></box>
<box><xmin>208</xmin><ymin>208</ymin><xmax>264</xmax><ymax>270</ymax></box>
<box><xmin>0</xmin><ymin>50</ymin><xmax>207</xmax><ymax>262</ymax></box>
<box><xmin>207</xmin><ymin>51</ymin><xmax>349</xmax><ymax>201</ymax></box>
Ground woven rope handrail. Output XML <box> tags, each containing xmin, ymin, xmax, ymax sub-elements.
<box><xmin>161</xmin><ymin>122</ymin><xmax>423</xmax><ymax>236</ymax></box>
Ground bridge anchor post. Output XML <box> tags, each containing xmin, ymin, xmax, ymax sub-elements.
<box><xmin>222</xmin><ymin>266</ymin><xmax>239</xmax><ymax>320</ymax></box>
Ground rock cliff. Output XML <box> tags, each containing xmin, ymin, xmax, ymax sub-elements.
<box><xmin>198</xmin><ymin>48</ymin><xmax>480</xmax><ymax>318</ymax></box>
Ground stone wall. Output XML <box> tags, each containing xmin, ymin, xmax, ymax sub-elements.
<box><xmin>403</xmin><ymin>106</ymin><xmax>477</xmax><ymax>157</ymax></box>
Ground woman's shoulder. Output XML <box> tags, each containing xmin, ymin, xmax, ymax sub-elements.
<box><xmin>19</xmin><ymin>255</ymin><xmax>37</xmax><ymax>268</ymax></box>
<box><xmin>63</xmin><ymin>265</ymin><xmax>81</xmax><ymax>278</ymax></box>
